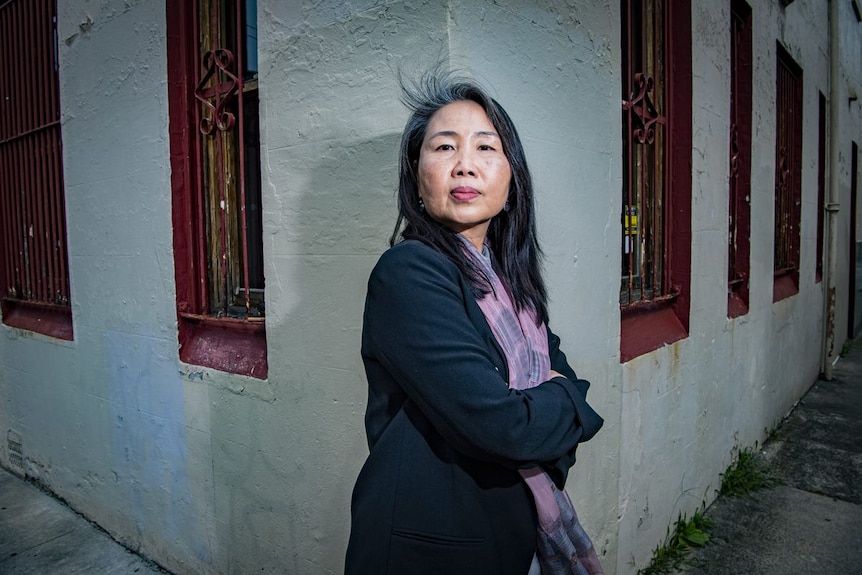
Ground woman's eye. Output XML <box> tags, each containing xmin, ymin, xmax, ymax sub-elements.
<box><xmin>478</xmin><ymin>145</ymin><xmax>495</xmax><ymax>151</ymax></box>
<box><xmin>436</xmin><ymin>144</ymin><xmax>454</xmax><ymax>151</ymax></box>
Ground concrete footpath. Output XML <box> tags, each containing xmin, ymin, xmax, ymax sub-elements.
<box><xmin>2</xmin><ymin>340</ymin><xmax>862</xmax><ymax>575</ymax></box>
<box><xmin>0</xmin><ymin>468</ymin><xmax>169</xmax><ymax>574</ymax></box>
<box><xmin>673</xmin><ymin>339</ymin><xmax>862</xmax><ymax>575</ymax></box>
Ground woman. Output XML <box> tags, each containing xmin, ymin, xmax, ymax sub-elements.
<box><xmin>346</xmin><ymin>71</ymin><xmax>604</xmax><ymax>575</ymax></box>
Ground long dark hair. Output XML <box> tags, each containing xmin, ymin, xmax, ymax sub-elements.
<box><xmin>391</xmin><ymin>69</ymin><xmax>548</xmax><ymax>324</ymax></box>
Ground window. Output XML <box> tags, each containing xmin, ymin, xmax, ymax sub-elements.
<box><xmin>849</xmin><ymin>142</ymin><xmax>859</xmax><ymax>338</ymax></box>
<box><xmin>0</xmin><ymin>0</ymin><xmax>72</xmax><ymax>340</ymax></box>
<box><xmin>620</xmin><ymin>0</ymin><xmax>692</xmax><ymax>361</ymax></box>
<box><xmin>773</xmin><ymin>43</ymin><xmax>802</xmax><ymax>302</ymax></box>
<box><xmin>728</xmin><ymin>0</ymin><xmax>752</xmax><ymax>318</ymax></box>
<box><xmin>816</xmin><ymin>91</ymin><xmax>826</xmax><ymax>282</ymax></box>
<box><xmin>166</xmin><ymin>0</ymin><xmax>267</xmax><ymax>378</ymax></box>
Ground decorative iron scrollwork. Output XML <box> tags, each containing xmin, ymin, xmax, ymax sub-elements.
<box><xmin>195</xmin><ymin>48</ymin><xmax>239</xmax><ymax>135</ymax></box>
<box><xmin>622</xmin><ymin>73</ymin><xmax>665</xmax><ymax>144</ymax></box>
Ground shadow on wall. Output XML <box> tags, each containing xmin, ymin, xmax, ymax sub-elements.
<box><xmin>207</xmin><ymin>131</ymin><xmax>401</xmax><ymax>573</ymax></box>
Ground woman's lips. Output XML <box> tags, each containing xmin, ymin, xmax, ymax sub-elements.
<box><xmin>451</xmin><ymin>187</ymin><xmax>480</xmax><ymax>201</ymax></box>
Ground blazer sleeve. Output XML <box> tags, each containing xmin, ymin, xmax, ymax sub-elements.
<box><xmin>548</xmin><ymin>328</ymin><xmax>603</xmax><ymax>442</ymax></box>
<box><xmin>542</xmin><ymin>327</ymin><xmax>604</xmax><ymax>487</ymax></box>
<box><xmin>362</xmin><ymin>241</ymin><xmax>591</xmax><ymax>468</ymax></box>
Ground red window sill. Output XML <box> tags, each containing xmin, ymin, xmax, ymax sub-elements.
<box><xmin>178</xmin><ymin>314</ymin><xmax>268</xmax><ymax>379</ymax></box>
<box><xmin>1</xmin><ymin>299</ymin><xmax>73</xmax><ymax>340</ymax></box>
<box><xmin>727</xmin><ymin>288</ymin><xmax>749</xmax><ymax>319</ymax></box>
<box><xmin>772</xmin><ymin>271</ymin><xmax>799</xmax><ymax>303</ymax></box>
<box><xmin>620</xmin><ymin>302</ymin><xmax>687</xmax><ymax>363</ymax></box>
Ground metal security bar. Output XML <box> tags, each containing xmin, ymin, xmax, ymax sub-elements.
<box><xmin>621</xmin><ymin>0</ymin><xmax>671</xmax><ymax>307</ymax></box>
<box><xmin>774</xmin><ymin>46</ymin><xmax>802</xmax><ymax>277</ymax></box>
<box><xmin>728</xmin><ymin>0</ymin><xmax>752</xmax><ymax>304</ymax></box>
<box><xmin>816</xmin><ymin>92</ymin><xmax>826</xmax><ymax>280</ymax></box>
<box><xmin>190</xmin><ymin>0</ymin><xmax>263</xmax><ymax>320</ymax></box>
<box><xmin>728</xmin><ymin>8</ymin><xmax>743</xmax><ymax>286</ymax></box>
<box><xmin>0</xmin><ymin>0</ymin><xmax>70</xmax><ymax>308</ymax></box>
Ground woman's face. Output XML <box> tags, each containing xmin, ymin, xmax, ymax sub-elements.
<box><xmin>417</xmin><ymin>100</ymin><xmax>512</xmax><ymax>249</ymax></box>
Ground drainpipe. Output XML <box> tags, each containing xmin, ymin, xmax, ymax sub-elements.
<box><xmin>823</xmin><ymin>0</ymin><xmax>840</xmax><ymax>380</ymax></box>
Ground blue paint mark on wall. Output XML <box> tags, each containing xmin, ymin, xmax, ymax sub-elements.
<box><xmin>105</xmin><ymin>328</ymin><xmax>211</xmax><ymax>563</ymax></box>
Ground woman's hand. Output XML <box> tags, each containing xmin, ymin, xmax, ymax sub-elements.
<box><xmin>549</xmin><ymin>369</ymin><xmax>566</xmax><ymax>380</ymax></box>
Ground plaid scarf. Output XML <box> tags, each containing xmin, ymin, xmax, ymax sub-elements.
<box><xmin>461</xmin><ymin>238</ymin><xmax>604</xmax><ymax>575</ymax></box>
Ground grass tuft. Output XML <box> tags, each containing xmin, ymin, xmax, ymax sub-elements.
<box><xmin>638</xmin><ymin>511</ymin><xmax>713</xmax><ymax>575</ymax></box>
<box><xmin>718</xmin><ymin>447</ymin><xmax>778</xmax><ymax>497</ymax></box>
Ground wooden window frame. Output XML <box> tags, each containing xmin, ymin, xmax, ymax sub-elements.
<box><xmin>620</xmin><ymin>0</ymin><xmax>692</xmax><ymax>362</ymax></box>
<box><xmin>166</xmin><ymin>0</ymin><xmax>267</xmax><ymax>379</ymax></box>
<box><xmin>773</xmin><ymin>42</ymin><xmax>803</xmax><ymax>303</ymax></box>
<box><xmin>728</xmin><ymin>0</ymin><xmax>752</xmax><ymax>318</ymax></box>
<box><xmin>0</xmin><ymin>0</ymin><xmax>73</xmax><ymax>340</ymax></box>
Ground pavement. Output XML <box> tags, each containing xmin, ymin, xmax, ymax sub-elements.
<box><xmin>0</xmin><ymin>469</ymin><xmax>169</xmax><ymax>574</ymax></box>
<box><xmin>672</xmin><ymin>338</ymin><xmax>862</xmax><ymax>575</ymax></box>
<box><xmin>1</xmin><ymin>342</ymin><xmax>861</xmax><ymax>575</ymax></box>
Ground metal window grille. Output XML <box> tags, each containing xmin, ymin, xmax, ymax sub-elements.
<box><xmin>774</xmin><ymin>45</ymin><xmax>802</xmax><ymax>278</ymax></box>
<box><xmin>816</xmin><ymin>92</ymin><xmax>826</xmax><ymax>280</ymax></box>
<box><xmin>850</xmin><ymin>141</ymin><xmax>859</xmax><ymax>338</ymax></box>
<box><xmin>188</xmin><ymin>0</ymin><xmax>264</xmax><ymax>321</ymax></box>
<box><xmin>728</xmin><ymin>0</ymin><xmax>752</xmax><ymax>303</ymax></box>
<box><xmin>621</xmin><ymin>0</ymin><xmax>672</xmax><ymax>308</ymax></box>
<box><xmin>0</xmin><ymin>0</ymin><xmax>70</xmax><ymax>309</ymax></box>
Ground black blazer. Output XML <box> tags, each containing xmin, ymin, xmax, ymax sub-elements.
<box><xmin>345</xmin><ymin>240</ymin><xmax>603</xmax><ymax>575</ymax></box>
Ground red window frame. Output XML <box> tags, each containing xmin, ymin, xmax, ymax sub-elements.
<box><xmin>166</xmin><ymin>0</ymin><xmax>267</xmax><ymax>379</ymax></box>
<box><xmin>620</xmin><ymin>0</ymin><xmax>692</xmax><ymax>362</ymax></box>
<box><xmin>773</xmin><ymin>42</ymin><xmax>803</xmax><ymax>303</ymax></box>
<box><xmin>0</xmin><ymin>0</ymin><xmax>72</xmax><ymax>340</ymax></box>
<box><xmin>849</xmin><ymin>141</ymin><xmax>859</xmax><ymax>339</ymax></box>
<box><xmin>815</xmin><ymin>92</ymin><xmax>826</xmax><ymax>283</ymax></box>
<box><xmin>728</xmin><ymin>0</ymin><xmax>752</xmax><ymax>318</ymax></box>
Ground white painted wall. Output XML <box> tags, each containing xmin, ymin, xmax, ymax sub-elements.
<box><xmin>616</xmin><ymin>1</ymin><xmax>861</xmax><ymax>571</ymax></box>
<box><xmin>1</xmin><ymin>1</ymin><xmax>860</xmax><ymax>574</ymax></box>
<box><xmin>835</xmin><ymin>0</ymin><xmax>862</xmax><ymax>344</ymax></box>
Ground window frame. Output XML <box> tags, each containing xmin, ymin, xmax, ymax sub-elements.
<box><xmin>619</xmin><ymin>0</ymin><xmax>692</xmax><ymax>362</ymax></box>
<box><xmin>728</xmin><ymin>0</ymin><xmax>753</xmax><ymax>318</ymax></box>
<box><xmin>848</xmin><ymin>141</ymin><xmax>859</xmax><ymax>339</ymax></box>
<box><xmin>773</xmin><ymin>42</ymin><xmax>803</xmax><ymax>303</ymax></box>
<box><xmin>0</xmin><ymin>0</ymin><xmax>73</xmax><ymax>341</ymax></box>
<box><xmin>816</xmin><ymin>91</ymin><xmax>826</xmax><ymax>283</ymax></box>
<box><xmin>166</xmin><ymin>0</ymin><xmax>267</xmax><ymax>379</ymax></box>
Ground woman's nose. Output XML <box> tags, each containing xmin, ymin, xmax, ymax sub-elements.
<box><xmin>452</xmin><ymin>150</ymin><xmax>477</xmax><ymax>177</ymax></box>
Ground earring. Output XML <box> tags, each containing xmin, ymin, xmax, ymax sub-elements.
<box><xmin>503</xmin><ymin>200</ymin><xmax>510</xmax><ymax>212</ymax></box>
<box><xmin>419</xmin><ymin>199</ymin><xmax>425</xmax><ymax>211</ymax></box>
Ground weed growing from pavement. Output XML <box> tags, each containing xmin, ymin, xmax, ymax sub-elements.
<box><xmin>719</xmin><ymin>446</ymin><xmax>779</xmax><ymax>497</ymax></box>
<box><xmin>638</xmin><ymin>511</ymin><xmax>713</xmax><ymax>575</ymax></box>
<box><xmin>765</xmin><ymin>423</ymin><xmax>783</xmax><ymax>442</ymax></box>
<box><xmin>639</xmin><ymin>445</ymin><xmax>780</xmax><ymax>574</ymax></box>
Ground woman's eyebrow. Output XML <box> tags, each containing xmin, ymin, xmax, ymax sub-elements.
<box><xmin>427</xmin><ymin>130</ymin><xmax>500</xmax><ymax>139</ymax></box>
<box><xmin>426</xmin><ymin>130</ymin><xmax>458</xmax><ymax>139</ymax></box>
